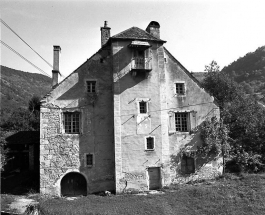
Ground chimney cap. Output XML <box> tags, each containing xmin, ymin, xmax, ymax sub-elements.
<box><xmin>53</xmin><ymin>45</ymin><xmax>61</xmax><ymax>51</ymax></box>
<box><xmin>147</xmin><ymin>21</ymin><xmax>160</xmax><ymax>28</ymax></box>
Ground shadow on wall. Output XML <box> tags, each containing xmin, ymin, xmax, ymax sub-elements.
<box><xmin>113</xmin><ymin>45</ymin><xmax>148</xmax><ymax>94</ymax></box>
<box><xmin>170</xmin><ymin>129</ymin><xmax>221</xmax><ymax>181</ymax></box>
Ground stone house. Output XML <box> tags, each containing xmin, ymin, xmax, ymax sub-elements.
<box><xmin>40</xmin><ymin>21</ymin><xmax>222</xmax><ymax>196</ymax></box>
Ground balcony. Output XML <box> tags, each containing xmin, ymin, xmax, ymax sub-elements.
<box><xmin>131</xmin><ymin>57</ymin><xmax>152</xmax><ymax>72</ymax></box>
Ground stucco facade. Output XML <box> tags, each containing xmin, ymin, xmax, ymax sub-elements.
<box><xmin>40</xmin><ymin>21</ymin><xmax>222</xmax><ymax>196</ymax></box>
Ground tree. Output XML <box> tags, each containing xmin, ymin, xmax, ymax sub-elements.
<box><xmin>202</xmin><ymin>61</ymin><xmax>265</xmax><ymax>172</ymax></box>
<box><xmin>28</xmin><ymin>95</ymin><xmax>41</xmax><ymax>115</ymax></box>
<box><xmin>0</xmin><ymin>132</ymin><xmax>8</xmax><ymax>171</ymax></box>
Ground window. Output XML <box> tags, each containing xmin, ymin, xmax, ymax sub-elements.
<box><xmin>181</xmin><ymin>155</ymin><xmax>195</xmax><ymax>174</ymax></box>
<box><xmin>139</xmin><ymin>101</ymin><xmax>147</xmax><ymax>114</ymax></box>
<box><xmin>64</xmin><ymin>112</ymin><xmax>80</xmax><ymax>134</ymax></box>
<box><xmin>175</xmin><ymin>83</ymin><xmax>185</xmax><ymax>95</ymax></box>
<box><xmin>86</xmin><ymin>154</ymin><xmax>93</xmax><ymax>166</ymax></box>
<box><xmin>175</xmin><ymin>112</ymin><xmax>188</xmax><ymax>132</ymax></box>
<box><xmin>146</xmin><ymin>136</ymin><xmax>155</xmax><ymax>150</ymax></box>
<box><xmin>86</xmin><ymin>81</ymin><xmax>96</xmax><ymax>93</ymax></box>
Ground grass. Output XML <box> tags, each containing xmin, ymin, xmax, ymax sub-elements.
<box><xmin>38</xmin><ymin>173</ymin><xmax>265</xmax><ymax>215</ymax></box>
<box><xmin>0</xmin><ymin>194</ymin><xmax>17</xmax><ymax>212</ymax></box>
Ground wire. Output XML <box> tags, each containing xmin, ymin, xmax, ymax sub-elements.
<box><xmin>1</xmin><ymin>40</ymin><xmax>51</xmax><ymax>78</ymax></box>
<box><xmin>1</xmin><ymin>18</ymin><xmax>53</xmax><ymax>69</ymax></box>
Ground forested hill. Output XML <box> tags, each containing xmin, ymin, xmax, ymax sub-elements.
<box><xmin>221</xmin><ymin>46</ymin><xmax>265</xmax><ymax>102</ymax></box>
<box><xmin>1</xmin><ymin>65</ymin><xmax>51</xmax><ymax>113</ymax></box>
<box><xmin>192</xmin><ymin>46</ymin><xmax>265</xmax><ymax>104</ymax></box>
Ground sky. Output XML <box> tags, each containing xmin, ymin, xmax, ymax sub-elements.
<box><xmin>1</xmin><ymin>0</ymin><xmax>265</xmax><ymax>80</ymax></box>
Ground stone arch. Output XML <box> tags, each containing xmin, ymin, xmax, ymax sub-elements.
<box><xmin>60</xmin><ymin>172</ymin><xmax>87</xmax><ymax>196</ymax></box>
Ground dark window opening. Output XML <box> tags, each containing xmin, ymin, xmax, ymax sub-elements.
<box><xmin>139</xmin><ymin>101</ymin><xmax>147</xmax><ymax>114</ymax></box>
<box><xmin>64</xmin><ymin>112</ymin><xmax>80</xmax><ymax>134</ymax></box>
<box><xmin>86</xmin><ymin>154</ymin><xmax>93</xmax><ymax>166</ymax></box>
<box><xmin>181</xmin><ymin>155</ymin><xmax>195</xmax><ymax>174</ymax></box>
<box><xmin>176</xmin><ymin>83</ymin><xmax>185</xmax><ymax>95</ymax></box>
<box><xmin>146</xmin><ymin>137</ymin><xmax>154</xmax><ymax>150</ymax></box>
<box><xmin>87</xmin><ymin>81</ymin><xmax>96</xmax><ymax>93</ymax></box>
<box><xmin>175</xmin><ymin>112</ymin><xmax>188</xmax><ymax>132</ymax></box>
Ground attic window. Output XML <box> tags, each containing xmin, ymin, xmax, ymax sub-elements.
<box><xmin>175</xmin><ymin>83</ymin><xmax>185</xmax><ymax>95</ymax></box>
<box><xmin>87</xmin><ymin>81</ymin><xmax>96</xmax><ymax>93</ymax></box>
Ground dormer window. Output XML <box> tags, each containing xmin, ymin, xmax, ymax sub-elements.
<box><xmin>129</xmin><ymin>41</ymin><xmax>152</xmax><ymax>73</ymax></box>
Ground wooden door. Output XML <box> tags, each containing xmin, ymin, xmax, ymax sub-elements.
<box><xmin>61</xmin><ymin>172</ymin><xmax>87</xmax><ymax>196</ymax></box>
<box><xmin>148</xmin><ymin>167</ymin><xmax>161</xmax><ymax>190</ymax></box>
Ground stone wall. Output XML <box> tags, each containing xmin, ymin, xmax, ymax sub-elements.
<box><xmin>40</xmin><ymin>106</ymin><xmax>81</xmax><ymax>195</ymax></box>
<box><xmin>40</xmin><ymin>48</ymin><xmax>115</xmax><ymax>196</ymax></box>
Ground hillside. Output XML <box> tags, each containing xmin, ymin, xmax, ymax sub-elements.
<box><xmin>192</xmin><ymin>46</ymin><xmax>265</xmax><ymax>103</ymax></box>
<box><xmin>1</xmin><ymin>65</ymin><xmax>51</xmax><ymax>113</ymax></box>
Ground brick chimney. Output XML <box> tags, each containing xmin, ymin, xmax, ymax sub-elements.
<box><xmin>52</xmin><ymin>45</ymin><xmax>61</xmax><ymax>88</ymax></box>
<box><xmin>100</xmin><ymin>21</ymin><xmax>111</xmax><ymax>47</ymax></box>
<box><xmin>146</xmin><ymin>21</ymin><xmax>160</xmax><ymax>39</ymax></box>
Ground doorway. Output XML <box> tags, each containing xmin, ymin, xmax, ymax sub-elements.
<box><xmin>61</xmin><ymin>172</ymin><xmax>87</xmax><ymax>196</ymax></box>
<box><xmin>148</xmin><ymin>167</ymin><xmax>161</xmax><ymax>190</ymax></box>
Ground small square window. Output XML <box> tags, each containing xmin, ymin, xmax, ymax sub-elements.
<box><xmin>175</xmin><ymin>112</ymin><xmax>189</xmax><ymax>132</ymax></box>
<box><xmin>181</xmin><ymin>155</ymin><xmax>195</xmax><ymax>174</ymax></box>
<box><xmin>146</xmin><ymin>137</ymin><xmax>155</xmax><ymax>150</ymax></box>
<box><xmin>139</xmin><ymin>101</ymin><xmax>147</xmax><ymax>114</ymax></box>
<box><xmin>86</xmin><ymin>154</ymin><xmax>93</xmax><ymax>166</ymax></box>
<box><xmin>175</xmin><ymin>83</ymin><xmax>185</xmax><ymax>95</ymax></box>
<box><xmin>87</xmin><ymin>81</ymin><xmax>96</xmax><ymax>93</ymax></box>
<box><xmin>64</xmin><ymin>112</ymin><xmax>80</xmax><ymax>134</ymax></box>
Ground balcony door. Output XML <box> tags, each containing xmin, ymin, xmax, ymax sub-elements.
<box><xmin>133</xmin><ymin>50</ymin><xmax>145</xmax><ymax>69</ymax></box>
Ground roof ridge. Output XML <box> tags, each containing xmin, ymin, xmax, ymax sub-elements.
<box><xmin>111</xmin><ymin>26</ymin><xmax>165</xmax><ymax>42</ymax></box>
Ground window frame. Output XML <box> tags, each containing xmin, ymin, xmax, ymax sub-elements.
<box><xmin>63</xmin><ymin>112</ymin><xmax>81</xmax><ymax>134</ymax></box>
<box><xmin>145</xmin><ymin>136</ymin><xmax>155</xmax><ymax>151</ymax></box>
<box><xmin>86</xmin><ymin>80</ymin><xmax>97</xmax><ymax>93</ymax></box>
<box><xmin>175</xmin><ymin>112</ymin><xmax>189</xmax><ymax>132</ymax></box>
<box><xmin>181</xmin><ymin>154</ymin><xmax>195</xmax><ymax>174</ymax></box>
<box><xmin>136</xmin><ymin>98</ymin><xmax>150</xmax><ymax>115</ymax></box>
<box><xmin>174</xmin><ymin>81</ymin><xmax>186</xmax><ymax>96</ymax></box>
<box><xmin>84</xmin><ymin>153</ymin><xmax>94</xmax><ymax>167</ymax></box>
<box><xmin>168</xmin><ymin>110</ymin><xmax>191</xmax><ymax>134</ymax></box>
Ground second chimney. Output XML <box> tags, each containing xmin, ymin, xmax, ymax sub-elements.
<box><xmin>146</xmin><ymin>21</ymin><xmax>160</xmax><ymax>39</ymax></box>
<box><xmin>52</xmin><ymin>45</ymin><xmax>61</xmax><ymax>88</ymax></box>
<box><xmin>100</xmin><ymin>21</ymin><xmax>111</xmax><ymax>47</ymax></box>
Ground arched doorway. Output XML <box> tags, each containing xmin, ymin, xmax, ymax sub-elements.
<box><xmin>61</xmin><ymin>172</ymin><xmax>87</xmax><ymax>196</ymax></box>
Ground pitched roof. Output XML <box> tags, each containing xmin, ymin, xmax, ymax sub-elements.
<box><xmin>111</xmin><ymin>27</ymin><xmax>166</xmax><ymax>42</ymax></box>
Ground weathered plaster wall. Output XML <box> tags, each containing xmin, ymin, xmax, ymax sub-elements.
<box><xmin>164</xmin><ymin>49</ymin><xmax>222</xmax><ymax>183</ymax></box>
<box><xmin>40</xmin><ymin>48</ymin><xmax>115</xmax><ymax>195</ymax></box>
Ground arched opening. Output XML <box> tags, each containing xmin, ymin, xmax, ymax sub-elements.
<box><xmin>61</xmin><ymin>172</ymin><xmax>87</xmax><ymax>197</ymax></box>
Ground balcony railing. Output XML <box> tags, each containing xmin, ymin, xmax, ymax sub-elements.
<box><xmin>131</xmin><ymin>57</ymin><xmax>152</xmax><ymax>71</ymax></box>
